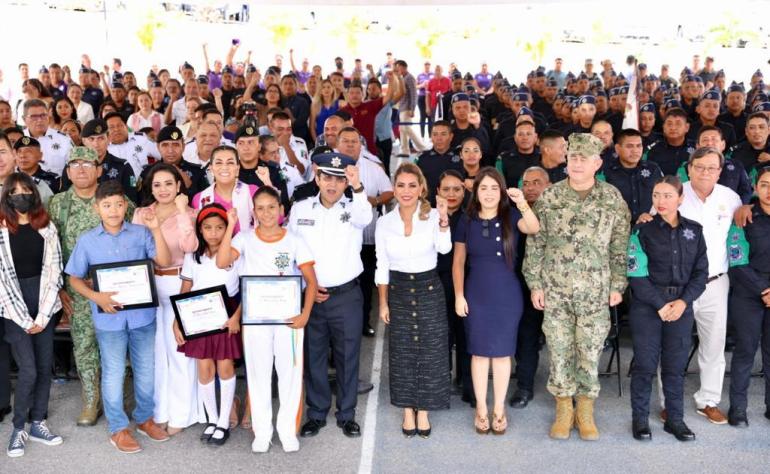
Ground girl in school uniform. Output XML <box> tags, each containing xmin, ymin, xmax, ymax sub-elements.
<box><xmin>172</xmin><ymin>203</ymin><xmax>242</xmax><ymax>446</ymax></box>
<box><xmin>217</xmin><ymin>186</ymin><xmax>318</xmax><ymax>453</ymax></box>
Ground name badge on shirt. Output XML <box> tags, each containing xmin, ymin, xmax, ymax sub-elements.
<box><xmin>297</xmin><ymin>219</ymin><xmax>315</xmax><ymax>226</ymax></box>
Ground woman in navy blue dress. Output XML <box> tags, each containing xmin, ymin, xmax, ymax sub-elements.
<box><xmin>452</xmin><ymin>167</ymin><xmax>540</xmax><ymax>435</ymax></box>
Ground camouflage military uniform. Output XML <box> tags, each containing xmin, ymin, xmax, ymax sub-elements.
<box><xmin>47</xmin><ymin>168</ymin><xmax>135</xmax><ymax>410</ymax></box>
<box><xmin>523</xmin><ymin>178</ymin><xmax>630</xmax><ymax>399</ymax></box>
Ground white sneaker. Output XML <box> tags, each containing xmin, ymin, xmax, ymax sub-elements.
<box><xmin>280</xmin><ymin>435</ymin><xmax>299</xmax><ymax>453</ymax></box>
<box><xmin>251</xmin><ymin>437</ymin><xmax>271</xmax><ymax>453</ymax></box>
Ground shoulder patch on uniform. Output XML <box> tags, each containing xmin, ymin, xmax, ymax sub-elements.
<box><xmin>727</xmin><ymin>223</ymin><xmax>750</xmax><ymax>267</ymax></box>
<box><xmin>627</xmin><ymin>230</ymin><xmax>649</xmax><ymax>277</ymax></box>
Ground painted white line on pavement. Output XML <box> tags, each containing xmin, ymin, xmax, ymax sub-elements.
<box><xmin>358</xmin><ymin>317</ymin><xmax>385</xmax><ymax>474</ymax></box>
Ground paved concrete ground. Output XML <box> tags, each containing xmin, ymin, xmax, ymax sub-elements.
<box><xmin>2</xmin><ymin>314</ymin><xmax>770</xmax><ymax>473</ymax></box>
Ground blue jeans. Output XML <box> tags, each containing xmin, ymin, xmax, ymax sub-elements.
<box><xmin>95</xmin><ymin>321</ymin><xmax>156</xmax><ymax>433</ymax></box>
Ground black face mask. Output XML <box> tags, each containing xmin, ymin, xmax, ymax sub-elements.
<box><xmin>8</xmin><ymin>194</ymin><xmax>35</xmax><ymax>214</ymax></box>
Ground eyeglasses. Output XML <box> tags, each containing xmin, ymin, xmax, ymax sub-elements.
<box><xmin>690</xmin><ymin>164</ymin><xmax>721</xmax><ymax>174</ymax></box>
<box><xmin>481</xmin><ymin>219</ymin><xmax>490</xmax><ymax>238</ymax></box>
<box><xmin>69</xmin><ymin>161</ymin><xmax>97</xmax><ymax>169</ymax></box>
<box><xmin>25</xmin><ymin>113</ymin><xmax>48</xmax><ymax>121</ymax></box>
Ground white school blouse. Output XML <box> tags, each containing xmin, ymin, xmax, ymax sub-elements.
<box><xmin>374</xmin><ymin>207</ymin><xmax>451</xmax><ymax>285</ymax></box>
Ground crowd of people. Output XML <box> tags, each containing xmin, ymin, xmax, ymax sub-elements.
<box><xmin>1</xmin><ymin>42</ymin><xmax>770</xmax><ymax>459</ymax></box>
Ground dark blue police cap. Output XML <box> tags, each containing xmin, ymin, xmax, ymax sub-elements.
<box><xmin>640</xmin><ymin>103</ymin><xmax>656</xmax><ymax>114</ymax></box>
<box><xmin>701</xmin><ymin>89</ymin><xmax>721</xmax><ymax>101</ymax></box>
<box><xmin>728</xmin><ymin>81</ymin><xmax>745</xmax><ymax>93</ymax></box>
<box><xmin>312</xmin><ymin>152</ymin><xmax>356</xmax><ymax>177</ymax></box>
<box><xmin>578</xmin><ymin>94</ymin><xmax>596</xmax><ymax>106</ymax></box>
<box><xmin>451</xmin><ymin>93</ymin><xmax>470</xmax><ymax>104</ymax></box>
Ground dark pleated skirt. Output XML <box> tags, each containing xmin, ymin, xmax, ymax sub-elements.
<box><xmin>178</xmin><ymin>293</ymin><xmax>243</xmax><ymax>360</ymax></box>
<box><xmin>388</xmin><ymin>269</ymin><xmax>450</xmax><ymax>410</ymax></box>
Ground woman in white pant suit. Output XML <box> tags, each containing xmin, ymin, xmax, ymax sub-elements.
<box><xmin>217</xmin><ymin>186</ymin><xmax>318</xmax><ymax>453</ymax></box>
<box><xmin>133</xmin><ymin>163</ymin><xmax>202</xmax><ymax>434</ymax></box>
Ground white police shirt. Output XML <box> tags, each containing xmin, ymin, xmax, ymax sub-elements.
<box><xmin>25</xmin><ymin>128</ymin><xmax>72</xmax><ymax>176</ymax></box>
<box><xmin>288</xmin><ymin>189</ymin><xmax>371</xmax><ymax>287</ymax></box>
<box><xmin>279</xmin><ymin>135</ymin><xmax>310</xmax><ymax>178</ymax></box>
<box><xmin>108</xmin><ymin>133</ymin><xmax>160</xmax><ymax>177</ymax></box>
<box><xmin>357</xmin><ymin>157</ymin><xmax>393</xmax><ymax>245</ymax></box>
<box><xmin>182</xmin><ymin>136</ymin><xmax>234</xmax><ymax>166</ymax></box>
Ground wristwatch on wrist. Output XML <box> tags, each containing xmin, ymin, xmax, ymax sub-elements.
<box><xmin>353</xmin><ymin>184</ymin><xmax>365</xmax><ymax>193</ymax></box>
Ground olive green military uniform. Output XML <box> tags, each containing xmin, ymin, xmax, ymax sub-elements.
<box><xmin>46</xmin><ymin>147</ymin><xmax>135</xmax><ymax>416</ymax></box>
<box><xmin>523</xmin><ymin>136</ymin><xmax>630</xmax><ymax>399</ymax></box>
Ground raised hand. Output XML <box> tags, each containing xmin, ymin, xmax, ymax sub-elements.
<box><xmin>226</xmin><ymin>207</ymin><xmax>239</xmax><ymax>228</ymax></box>
<box><xmin>436</xmin><ymin>195</ymin><xmax>449</xmax><ymax>220</ymax></box>
<box><xmin>506</xmin><ymin>187</ymin><xmax>525</xmax><ymax>205</ymax></box>
<box><xmin>345</xmin><ymin>165</ymin><xmax>361</xmax><ymax>189</ymax></box>
<box><xmin>256</xmin><ymin>166</ymin><xmax>272</xmax><ymax>187</ymax></box>
<box><xmin>174</xmin><ymin>193</ymin><xmax>189</xmax><ymax>212</ymax></box>
<box><xmin>143</xmin><ymin>207</ymin><xmax>160</xmax><ymax>230</ymax></box>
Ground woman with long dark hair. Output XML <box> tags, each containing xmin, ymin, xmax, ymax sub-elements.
<box><xmin>132</xmin><ymin>163</ymin><xmax>199</xmax><ymax>435</ymax></box>
<box><xmin>51</xmin><ymin>97</ymin><xmax>77</xmax><ymax>130</ymax></box>
<box><xmin>452</xmin><ymin>167</ymin><xmax>539</xmax><ymax>435</ymax></box>
<box><xmin>0</xmin><ymin>173</ymin><xmax>64</xmax><ymax>457</ymax></box>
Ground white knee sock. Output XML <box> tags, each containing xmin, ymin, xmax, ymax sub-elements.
<box><xmin>217</xmin><ymin>376</ymin><xmax>236</xmax><ymax>430</ymax></box>
<box><xmin>199</xmin><ymin>380</ymin><xmax>218</xmax><ymax>424</ymax></box>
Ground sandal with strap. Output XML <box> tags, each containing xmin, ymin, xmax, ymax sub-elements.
<box><xmin>229</xmin><ymin>396</ymin><xmax>241</xmax><ymax>430</ymax></box>
<box><xmin>491</xmin><ymin>412</ymin><xmax>508</xmax><ymax>435</ymax></box>
<box><xmin>199</xmin><ymin>423</ymin><xmax>216</xmax><ymax>442</ymax></box>
<box><xmin>475</xmin><ymin>412</ymin><xmax>490</xmax><ymax>435</ymax></box>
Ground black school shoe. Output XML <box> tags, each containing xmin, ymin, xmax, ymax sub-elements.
<box><xmin>337</xmin><ymin>419</ymin><xmax>361</xmax><ymax>438</ymax></box>
<box><xmin>300</xmin><ymin>419</ymin><xmax>326</xmax><ymax>437</ymax></box>
<box><xmin>207</xmin><ymin>427</ymin><xmax>230</xmax><ymax>446</ymax></box>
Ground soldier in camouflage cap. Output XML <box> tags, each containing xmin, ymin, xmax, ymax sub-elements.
<box><xmin>47</xmin><ymin>145</ymin><xmax>135</xmax><ymax>426</ymax></box>
<box><xmin>523</xmin><ymin>132</ymin><xmax>630</xmax><ymax>441</ymax></box>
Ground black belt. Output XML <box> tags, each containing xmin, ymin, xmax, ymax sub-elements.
<box><xmin>325</xmin><ymin>279</ymin><xmax>358</xmax><ymax>295</ymax></box>
<box><xmin>656</xmin><ymin>285</ymin><xmax>683</xmax><ymax>297</ymax></box>
<box><xmin>707</xmin><ymin>273</ymin><xmax>725</xmax><ymax>284</ymax></box>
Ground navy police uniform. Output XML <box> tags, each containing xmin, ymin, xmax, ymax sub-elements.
<box><xmin>289</xmin><ymin>153</ymin><xmax>371</xmax><ymax>431</ymax></box>
<box><xmin>726</xmin><ymin>207</ymin><xmax>770</xmax><ymax>418</ymax></box>
<box><xmin>627</xmin><ymin>214</ymin><xmax>708</xmax><ymax>426</ymax></box>
<box><xmin>644</xmin><ymin>138</ymin><xmax>696</xmax><ymax>176</ymax></box>
<box><xmin>415</xmin><ymin>148</ymin><xmax>463</xmax><ymax>205</ymax></box>
<box><xmin>599</xmin><ymin>160</ymin><xmax>663</xmax><ymax>222</ymax></box>
<box><xmin>14</xmin><ymin>136</ymin><xmax>61</xmax><ymax>193</ymax></box>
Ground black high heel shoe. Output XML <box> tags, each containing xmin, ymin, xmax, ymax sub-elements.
<box><xmin>403</xmin><ymin>409</ymin><xmax>417</xmax><ymax>438</ymax></box>
<box><xmin>417</xmin><ymin>411</ymin><xmax>431</xmax><ymax>438</ymax></box>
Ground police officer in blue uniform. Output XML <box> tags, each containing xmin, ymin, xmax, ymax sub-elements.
<box><xmin>627</xmin><ymin>175</ymin><xmax>708</xmax><ymax>441</ymax></box>
<box><xmin>14</xmin><ymin>136</ymin><xmax>61</xmax><ymax>193</ymax></box>
<box><xmin>726</xmin><ymin>166</ymin><xmax>770</xmax><ymax>426</ymax></box>
<box><xmin>233</xmin><ymin>126</ymin><xmax>290</xmax><ymax>209</ymax></box>
<box><xmin>495</xmin><ymin>120</ymin><xmax>541</xmax><ymax>188</ymax></box>
<box><xmin>415</xmin><ymin>120</ymin><xmax>463</xmax><ymax>204</ymax></box>
<box><xmin>729</xmin><ymin>112</ymin><xmax>769</xmax><ymax>171</ymax></box>
<box><xmin>686</xmin><ymin>89</ymin><xmax>738</xmax><ymax>149</ymax></box>
<box><xmin>290</xmin><ymin>152</ymin><xmax>372</xmax><ymax>438</ymax></box>
<box><xmin>645</xmin><ymin>108</ymin><xmax>696</xmax><ymax>176</ymax></box>
<box><xmin>640</xmin><ymin>103</ymin><xmax>663</xmax><ymax>148</ymax></box>
<box><xmin>138</xmin><ymin>125</ymin><xmax>209</xmax><ymax>200</ymax></box>
<box><xmin>600</xmin><ymin>129</ymin><xmax>663</xmax><ymax>222</ymax></box>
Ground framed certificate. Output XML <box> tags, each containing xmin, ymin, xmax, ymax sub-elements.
<box><xmin>170</xmin><ymin>285</ymin><xmax>230</xmax><ymax>340</ymax></box>
<box><xmin>241</xmin><ymin>275</ymin><xmax>302</xmax><ymax>325</ymax></box>
<box><xmin>89</xmin><ymin>259</ymin><xmax>159</xmax><ymax>312</ymax></box>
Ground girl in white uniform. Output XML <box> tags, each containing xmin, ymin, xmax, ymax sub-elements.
<box><xmin>173</xmin><ymin>203</ymin><xmax>243</xmax><ymax>446</ymax></box>
<box><xmin>217</xmin><ymin>186</ymin><xmax>318</xmax><ymax>453</ymax></box>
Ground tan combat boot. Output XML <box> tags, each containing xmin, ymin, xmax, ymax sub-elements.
<box><xmin>575</xmin><ymin>396</ymin><xmax>599</xmax><ymax>441</ymax></box>
<box><xmin>77</xmin><ymin>382</ymin><xmax>102</xmax><ymax>427</ymax></box>
<box><xmin>550</xmin><ymin>396</ymin><xmax>574</xmax><ymax>440</ymax></box>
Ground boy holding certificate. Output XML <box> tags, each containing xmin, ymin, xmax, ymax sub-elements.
<box><xmin>217</xmin><ymin>186</ymin><xmax>318</xmax><ymax>453</ymax></box>
<box><xmin>64</xmin><ymin>181</ymin><xmax>172</xmax><ymax>454</ymax></box>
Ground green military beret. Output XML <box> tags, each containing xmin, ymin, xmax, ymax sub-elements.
<box><xmin>67</xmin><ymin>146</ymin><xmax>99</xmax><ymax>163</ymax></box>
<box><xmin>568</xmin><ymin>133</ymin><xmax>605</xmax><ymax>158</ymax></box>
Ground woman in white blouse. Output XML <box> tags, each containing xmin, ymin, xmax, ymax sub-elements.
<box><xmin>375</xmin><ymin>162</ymin><xmax>451</xmax><ymax>439</ymax></box>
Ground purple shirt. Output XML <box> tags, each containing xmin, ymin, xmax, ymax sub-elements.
<box><xmin>475</xmin><ymin>72</ymin><xmax>493</xmax><ymax>90</ymax></box>
<box><xmin>417</xmin><ymin>72</ymin><xmax>433</xmax><ymax>96</ymax></box>
<box><xmin>294</xmin><ymin>70</ymin><xmax>312</xmax><ymax>84</ymax></box>
<box><xmin>207</xmin><ymin>71</ymin><xmax>222</xmax><ymax>90</ymax></box>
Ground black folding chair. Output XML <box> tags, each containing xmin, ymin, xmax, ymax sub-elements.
<box><xmin>599</xmin><ymin>306</ymin><xmax>622</xmax><ymax>396</ymax></box>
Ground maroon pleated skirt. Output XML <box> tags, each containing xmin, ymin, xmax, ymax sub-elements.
<box><xmin>177</xmin><ymin>293</ymin><xmax>243</xmax><ymax>361</ymax></box>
